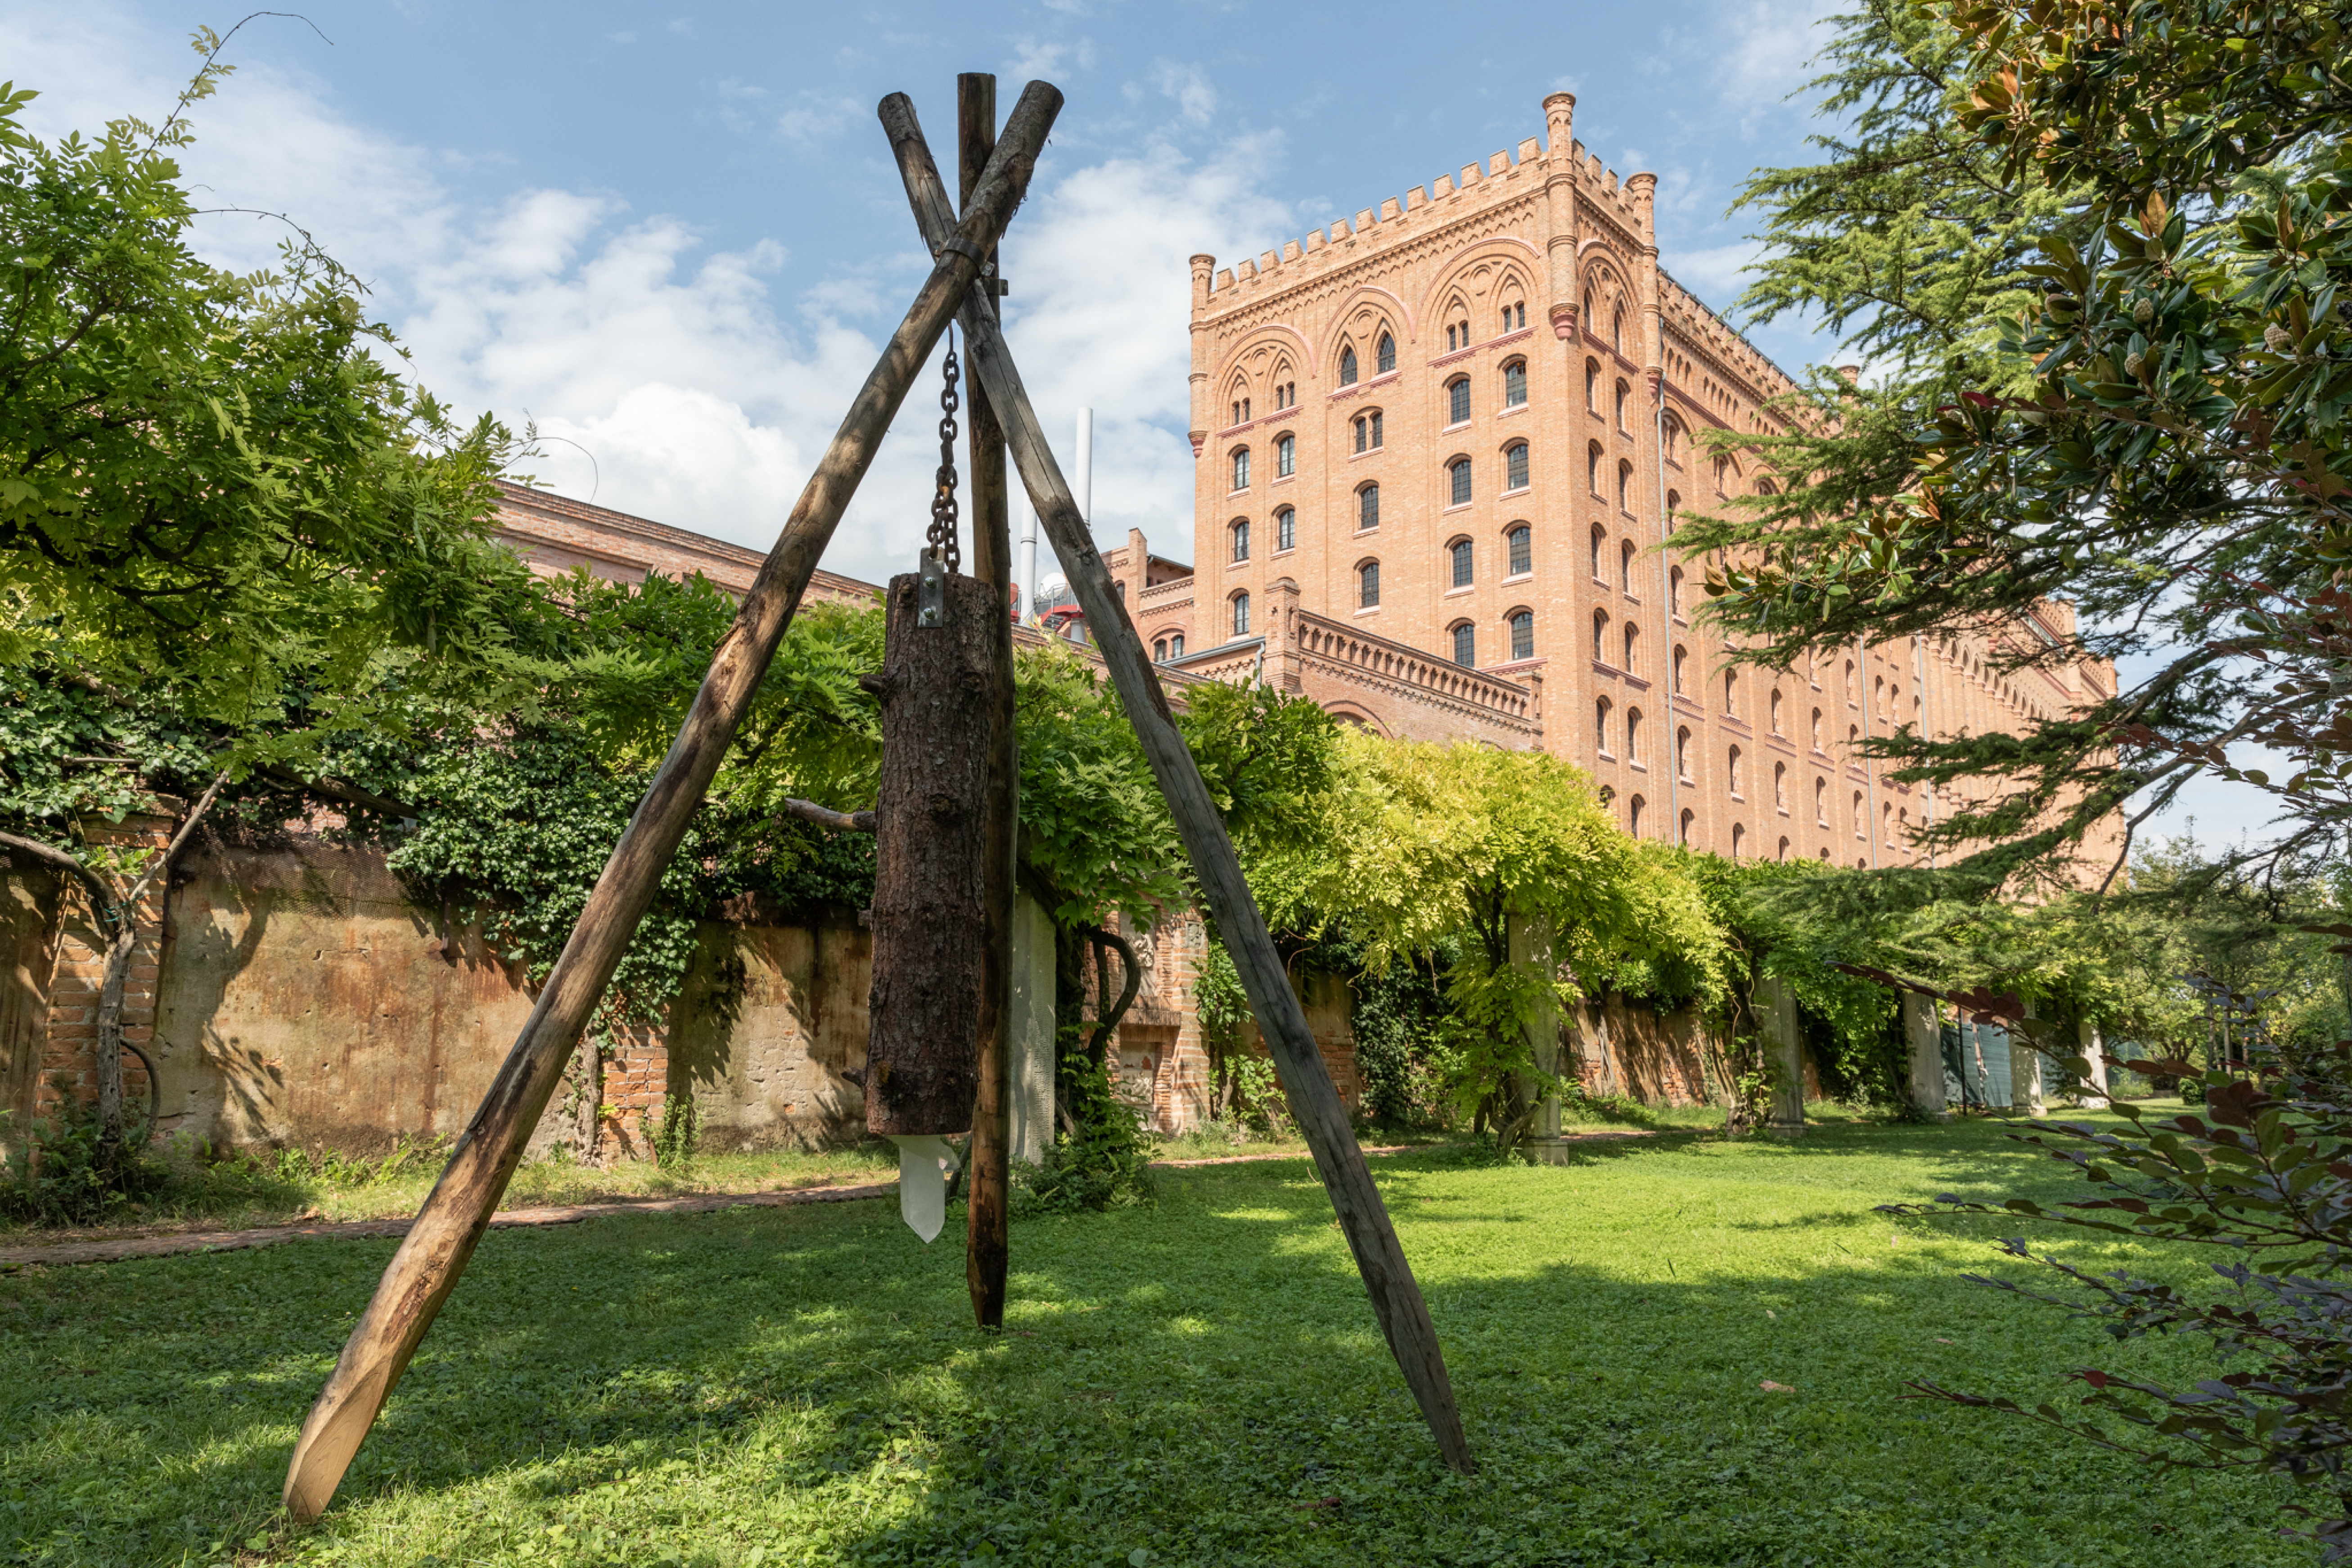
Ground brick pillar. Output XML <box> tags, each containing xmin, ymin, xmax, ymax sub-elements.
<box><xmin>39</xmin><ymin>800</ymin><xmax>180</xmax><ymax>1125</ymax></box>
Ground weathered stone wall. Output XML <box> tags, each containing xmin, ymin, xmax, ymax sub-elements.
<box><xmin>1566</xmin><ymin>994</ymin><xmax>1723</xmax><ymax>1107</ymax></box>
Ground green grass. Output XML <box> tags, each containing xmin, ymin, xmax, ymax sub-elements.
<box><xmin>0</xmin><ymin>1109</ymin><xmax>2307</xmax><ymax>1566</ymax></box>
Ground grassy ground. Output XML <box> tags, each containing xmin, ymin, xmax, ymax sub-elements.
<box><xmin>0</xmin><ymin>1106</ymin><xmax>2304</xmax><ymax>1567</ymax></box>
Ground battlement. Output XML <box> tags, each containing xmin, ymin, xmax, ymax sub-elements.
<box><xmin>1200</xmin><ymin>104</ymin><xmax>1649</xmax><ymax>305</ymax></box>
<box><xmin>1656</xmin><ymin>268</ymin><xmax>1800</xmax><ymax>410</ymax></box>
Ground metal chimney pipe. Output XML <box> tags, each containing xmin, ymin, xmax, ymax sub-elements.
<box><xmin>1017</xmin><ymin>487</ymin><xmax>1037</xmax><ymax>620</ymax></box>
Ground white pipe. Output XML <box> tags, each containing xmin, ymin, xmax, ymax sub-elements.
<box><xmin>1017</xmin><ymin>487</ymin><xmax>1037</xmax><ymax>620</ymax></box>
<box><xmin>1074</xmin><ymin>406</ymin><xmax>1093</xmax><ymax>526</ymax></box>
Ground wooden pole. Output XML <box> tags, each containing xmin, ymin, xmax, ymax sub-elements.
<box><xmin>279</xmin><ymin>81</ymin><xmax>1063</xmax><ymax>1525</ymax></box>
<box><xmin>959</xmin><ymin>71</ymin><xmax>1016</xmax><ymax>1331</ymax></box>
<box><xmin>879</xmin><ymin>95</ymin><xmax>1476</xmax><ymax>1474</ymax></box>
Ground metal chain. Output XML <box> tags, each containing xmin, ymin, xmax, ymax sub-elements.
<box><xmin>928</xmin><ymin>329</ymin><xmax>961</xmax><ymax>575</ymax></box>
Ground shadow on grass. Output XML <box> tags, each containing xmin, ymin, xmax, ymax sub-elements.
<box><xmin>0</xmin><ymin>1119</ymin><xmax>2298</xmax><ymax>1568</ymax></box>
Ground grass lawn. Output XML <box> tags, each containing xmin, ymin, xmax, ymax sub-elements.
<box><xmin>0</xmin><ymin>1108</ymin><xmax>2304</xmax><ymax>1567</ymax></box>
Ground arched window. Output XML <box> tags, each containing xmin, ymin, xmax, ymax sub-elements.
<box><xmin>1505</xmin><ymin>442</ymin><xmax>1529</xmax><ymax>491</ymax></box>
<box><xmin>1358</xmin><ymin>483</ymin><xmax>1380</xmax><ymax>531</ymax></box>
<box><xmin>1275</xmin><ymin>506</ymin><xmax>1296</xmax><ymax>552</ymax></box>
<box><xmin>1676</xmin><ymin>726</ymin><xmax>1692</xmax><ymax>781</ymax></box>
<box><xmin>1852</xmin><ymin>791</ymin><xmax>1865</xmax><ymax>836</ymax></box>
<box><xmin>1848</xmin><ymin>723</ymin><xmax>1860</xmax><ymax>749</ymax></box>
<box><xmin>1451</xmin><ymin>622</ymin><xmax>1476</xmax><ymax>667</ymax></box>
<box><xmin>1358</xmin><ymin>559</ymin><xmax>1381</xmax><ymax>608</ymax></box>
<box><xmin>1590</xmin><ymin>525</ymin><xmax>1607</xmax><ymax>579</ymax></box>
<box><xmin>1665</xmin><ymin>489</ymin><xmax>1680</xmax><ymax>536</ymax></box>
<box><xmin>1595</xmin><ymin>696</ymin><xmax>1613</xmax><ymax>753</ymax></box>
<box><xmin>1615</xmin><ymin>379</ymin><xmax>1630</xmax><ymax>428</ymax></box>
<box><xmin>1723</xmin><ymin>669</ymin><xmax>1739</xmax><ymax>716</ymax></box>
<box><xmin>1680</xmin><ymin>807</ymin><xmax>1694</xmax><ymax>846</ymax></box>
<box><xmin>1619</xmin><ymin>539</ymin><xmax>1635</xmax><ymax>590</ymax></box>
<box><xmin>1672</xmin><ymin>644</ymin><xmax>1687</xmax><ymax>693</ymax></box>
<box><xmin>1509</xmin><ymin>609</ymin><xmax>1533</xmax><ymax>660</ymax></box>
<box><xmin>1503</xmin><ymin>360</ymin><xmax>1527</xmax><ymax>408</ymax></box>
<box><xmin>1811</xmin><ymin>707</ymin><xmax>1824</xmax><ymax>750</ymax></box>
<box><xmin>1449</xmin><ymin>457</ymin><xmax>1472</xmax><ymax>506</ymax></box>
<box><xmin>1230</xmin><ymin>518</ymin><xmax>1250</xmax><ymax>562</ymax></box>
<box><xmin>1731</xmin><ymin>821</ymin><xmax>1746</xmax><ymax>861</ymax></box>
<box><xmin>1668</xmin><ymin>566</ymin><xmax>1683</xmax><ymax>615</ymax></box>
<box><xmin>1232</xmin><ymin>592</ymin><xmax>1251</xmax><ymax>637</ymax></box>
<box><xmin>1445</xmin><ymin>323</ymin><xmax>1459</xmax><ymax>352</ymax></box>
<box><xmin>1507</xmin><ymin>525</ymin><xmax>1531</xmax><ymax>576</ymax></box>
<box><xmin>1170</xmin><ymin>632</ymin><xmax>1185</xmax><ymax>658</ymax></box>
<box><xmin>1592</xmin><ymin>608</ymin><xmax>1610</xmax><ymax>662</ymax></box>
<box><xmin>1777</xmin><ymin>835</ymin><xmax>1790</xmax><ymax>861</ymax></box>
<box><xmin>1628</xmin><ymin>793</ymin><xmax>1645</xmax><ymax>836</ymax></box>
<box><xmin>1713</xmin><ymin>455</ymin><xmax>1729</xmax><ymax>494</ymax></box>
<box><xmin>1882</xmin><ymin>801</ymin><xmax>1894</xmax><ymax>844</ymax></box>
<box><xmin>1726</xmin><ymin>743</ymin><xmax>1741</xmax><ymax>794</ymax></box>
<box><xmin>1612</xmin><ymin>306</ymin><xmax>1624</xmax><ymax>349</ymax></box>
<box><xmin>1339</xmin><ymin>345</ymin><xmax>1359</xmax><ymax>385</ymax></box>
<box><xmin>1376</xmin><ymin>332</ymin><xmax>1396</xmax><ymax>374</ymax></box>
<box><xmin>1585</xmin><ymin>359</ymin><xmax>1600</xmax><ymax>410</ymax></box>
<box><xmin>1153</xmin><ymin>638</ymin><xmax>1167</xmax><ymax>661</ymax></box>
<box><xmin>1450</xmin><ymin>537</ymin><xmax>1474</xmax><ymax>588</ymax></box>
<box><xmin>1275</xmin><ymin>433</ymin><xmax>1295</xmax><ymax>478</ymax></box>
<box><xmin>1663</xmin><ymin>419</ymin><xmax>1681</xmax><ymax>462</ymax></box>
<box><xmin>1622</xmin><ymin>622</ymin><xmax>1640</xmax><ymax>672</ymax></box>
<box><xmin>1617</xmin><ymin>459</ymin><xmax>1633</xmax><ymax>511</ymax></box>
<box><xmin>1353</xmin><ymin>410</ymin><xmax>1384</xmax><ymax>451</ymax></box>
<box><xmin>1231</xmin><ymin>447</ymin><xmax>1250</xmax><ymax>490</ymax></box>
<box><xmin>1626</xmin><ymin>706</ymin><xmax>1643</xmax><ymax>761</ymax></box>
<box><xmin>1814</xmin><ymin>776</ymin><xmax>1828</xmax><ymax>825</ymax></box>
<box><xmin>1448</xmin><ymin>377</ymin><xmax>1471</xmax><ymax>426</ymax></box>
<box><xmin>1773</xmin><ymin>761</ymin><xmax>1787</xmax><ymax>810</ymax></box>
<box><xmin>1770</xmin><ymin>689</ymin><xmax>1784</xmax><ymax>734</ymax></box>
<box><xmin>1588</xmin><ymin>442</ymin><xmax>1604</xmax><ymax>494</ymax></box>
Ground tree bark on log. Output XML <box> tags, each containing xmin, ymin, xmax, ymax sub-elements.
<box><xmin>880</xmin><ymin>98</ymin><xmax>1476</xmax><ymax>1475</ymax></box>
<box><xmin>279</xmin><ymin>81</ymin><xmax>1061</xmax><ymax>1526</ymax></box>
<box><xmin>861</xmin><ymin>570</ymin><xmax>995</xmax><ymax>1136</ymax></box>
<box><xmin>959</xmin><ymin>69</ymin><xmax>1017</xmax><ymax>1333</ymax></box>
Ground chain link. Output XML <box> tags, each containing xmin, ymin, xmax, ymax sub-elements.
<box><xmin>928</xmin><ymin>330</ymin><xmax>961</xmax><ymax>575</ymax></box>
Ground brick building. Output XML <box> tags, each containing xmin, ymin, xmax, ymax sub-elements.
<box><xmin>1124</xmin><ymin>90</ymin><xmax>2121</xmax><ymax>870</ymax></box>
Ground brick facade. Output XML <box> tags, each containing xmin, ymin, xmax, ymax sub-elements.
<box><xmin>24</xmin><ymin>804</ymin><xmax>176</xmax><ymax>1123</ymax></box>
<box><xmin>1182</xmin><ymin>90</ymin><xmax>2123</xmax><ymax>873</ymax></box>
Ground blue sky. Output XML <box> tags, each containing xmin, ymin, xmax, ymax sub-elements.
<box><xmin>9</xmin><ymin>0</ymin><xmax>2275</xmax><ymax>844</ymax></box>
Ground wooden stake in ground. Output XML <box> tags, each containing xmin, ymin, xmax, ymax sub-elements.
<box><xmin>958</xmin><ymin>70</ymin><xmax>1017</xmax><ymax>1332</ymax></box>
<box><xmin>279</xmin><ymin>81</ymin><xmax>1063</xmax><ymax>1525</ymax></box>
<box><xmin>878</xmin><ymin>95</ymin><xmax>1476</xmax><ymax>1475</ymax></box>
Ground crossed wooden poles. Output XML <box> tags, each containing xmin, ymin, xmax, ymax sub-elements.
<box><xmin>281</xmin><ymin>77</ymin><xmax>1472</xmax><ymax>1524</ymax></box>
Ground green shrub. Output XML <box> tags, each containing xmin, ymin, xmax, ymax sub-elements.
<box><xmin>0</xmin><ymin>1102</ymin><xmax>167</xmax><ymax>1226</ymax></box>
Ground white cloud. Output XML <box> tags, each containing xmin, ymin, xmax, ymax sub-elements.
<box><xmin>1149</xmin><ymin>61</ymin><xmax>1217</xmax><ymax>127</ymax></box>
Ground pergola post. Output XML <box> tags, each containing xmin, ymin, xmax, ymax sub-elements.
<box><xmin>1760</xmin><ymin>975</ymin><xmax>1806</xmax><ymax>1137</ymax></box>
<box><xmin>1008</xmin><ymin>889</ymin><xmax>1057</xmax><ymax>1164</ymax></box>
<box><xmin>1510</xmin><ymin>912</ymin><xmax>1568</xmax><ymax>1164</ymax></box>
<box><xmin>2074</xmin><ymin>1016</ymin><xmax>2111</xmax><ymax>1110</ymax></box>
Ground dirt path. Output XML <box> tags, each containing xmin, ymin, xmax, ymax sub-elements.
<box><xmin>0</xmin><ymin>1131</ymin><xmax>1666</xmax><ymax>1271</ymax></box>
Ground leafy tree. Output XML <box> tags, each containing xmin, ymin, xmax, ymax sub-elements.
<box><xmin>1684</xmin><ymin>0</ymin><xmax>2352</xmax><ymax>885</ymax></box>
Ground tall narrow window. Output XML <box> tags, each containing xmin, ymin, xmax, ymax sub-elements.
<box><xmin>1726</xmin><ymin>744</ymin><xmax>1741</xmax><ymax>793</ymax></box>
<box><xmin>1276</xmin><ymin>507</ymin><xmax>1295</xmax><ymax>551</ymax></box>
<box><xmin>1669</xmin><ymin>566</ymin><xmax>1684</xmax><ymax>615</ymax></box>
<box><xmin>1665</xmin><ymin>489</ymin><xmax>1680</xmax><ymax>536</ymax></box>
<box><xmin>1725</xmin><ymin>669</ymin><xmax>1739</xmax><ymax>716</ymax></box>
<box><xmin>1773</xmin><ymin>761</ymin><xmax>1787</xmax><ymax>809</ymax></box>
<box><xmin>1451</xmin><ymin>538</ymin><xmax>1473</xmax><ymax>587</ymax></box>
<box><xmin>1731</xmin><ymin>821</ymin><xmax>1745</xmax><ymax>861</ymax></box>
<box><xmin>1588</xmin><ymin>442</ymin><xmax>1603</xmax><ymax>494</ymax></box>
<box><xmin>1620</xmin><ymin>539</ymin><xmax>1635</xmax><ymax>590</ymax></box>
<box><xmin>1275</xmin><ymin>433</ymin><xmax>1294</xmax><ymax>478</ymax></box>
<box><xmin>1853</xmin><ymin>791</ymin><xmax>1865</xmax><ymax>836</ymax></box>
<box><xmin>1358</xmin><ymin>483</ymin><xmax>1379</xmax><ymax>531</ymax></box>
<box><xmin>1618</xmin><ymin>459</ymin><xmax>1632</xmax><ymax>510</ymax></box>
<box><xmin>1615</xmin><ymin>379</ymin><xmax>1629</xmax><ymax>429</ymax></box>
<box><xmin>1814</xmin><ymin>776</ymin><xmax>1828</xmax><ymax>825</ymax></box>
<box><xmin>1585</xmin><ymin>360</ymin><xmax>1599</xmax><ymax>409</ymax></box>
<box><xmin>1677</xmin><ymin>726</ymin><xmax>1692</xmax><ymax>781</ymax></box>
<box><xmin>1353</xmin><ymin>415</ymin><xmax>1368</xmax><ymax>453</ymax></box>
<box><xmin>1509</xmin><ymin>610</ymin><xmax>1533</xmax><ymax>659</ymax></box>
<box><xmin>1153</xmin><ymin>638</ymin><xmax>1168</xmax><ymax>661</ymax></box>
<box><xmin>1231</xmin><ymin>448</ymin><xmax>1249</xmax><ymax>490</ymax></box>
<box><xmin>1590</xmin><ymin>526</ymin><xmax>1606</xmax><ymax>579</ymax></box>
<box><xmin>1593</xmin><ymin>609</ymin><xmax>1609</xmax><ymax>662</ymax></box>
<box><xmin>1452</xmin><ymin>622</ymin><xmax>1476</xmax><ymax>667</ymax></box>
<box><xmin>1770</xmin><ymin>688</ymin><xmax>1784</xmax><ymax>734</ymax></box>
<box><xmin>1503</xmin><ymin>360</ymin><xmax>1527</xmax><ymax>407</ymax></box>
<box><xmin>1445</xmin><ymin>324</ymin><xmax>1457</xmax><ymax>352</ymax></box>
<box><xmin>1230</xmin><ymin>519</ymin><xmax>1249</xmax><ymax>562</ymax></box>
<box><xmin>1623</xmin><ymin>622</ymin><xmax>1640</xmax><ymax>672</ymax></box>
<box><xmin>1358</xmin><ymin>560</ymin><xmax>1380</xmax><ymax>608</ymax></box>
<box><xmin>1612</xmin><ymin>306</ymin><xmax>1623</xmax><ymax>348</ymax></box>
<box><xmin>1663</xmin><ymin>419</ymin><xmax>1680</xmax><ymax>461</ymax></box>
<box><xmin>1505</xmin><ymin>442</ymin><xmax>1528</xmax><ymax>491</ymax></box>
<box><xmin>1629</xmin><ymin>794</ymin><xmax>1645</xmax><ymax>835</ymax></box>
<box><xmin>1233</xmin><ymin>592</ymin><xmax>1251</xmax><ymax>636</ymax></box>
<box><xmin>1448</xmin><ymin>377</ymin><xmax>1471</xmax><ymax>425</ymax></box>
<box><xmin>1672</xmin><ymin>644</ymin><xmax>1687</xmax><ymax>693</ymax></box>
<box><xmin>1449</xmin><ymin>458</ymin><xmax>1472</xmax><ymax>506</ymax></box>
<box><xmin>1811</xmin><ymin>707</ymin><xmax>1824</xmax><ymax>750</ymax></box>
<box><xmin>1339</xmin><ymin>345</ymin><xmax>1358</xmax><ymax>385</ymax></box>
<box><xmin>1370</xmin><ymin>410</ymin><xmax>1383</xmax><ymax>447</ymax></box>
<box><xmin>1171</xmin><ymin>633</ymin><xmax>1185</xmax><ymax>658</ymax></box>
<box><xmin>1626</xmin><ymin>707</ymin><xmax>1643</xmax><ymax>761</ymax></box>
<box><xmin>1596</xmin><ymin>697</ymin><xmax>1613</xmax><ymax>753</ymax></box>
<box><xmin>1376</xmin><ymin>333</ymin><xmax>1396</xmax><ymax>374</ymax></box>
<box><xmin>1507</xmin><ymin>525</ymin><xmax>1531</xmax><ymax>576</ymax></box>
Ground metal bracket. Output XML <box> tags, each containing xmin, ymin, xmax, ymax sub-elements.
<box><xmin>918</xmin><ymin>548</ymin><xmax>947</xmax><ymax>628</ymax></box>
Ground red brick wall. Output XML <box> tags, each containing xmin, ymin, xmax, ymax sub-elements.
<box><xmin>33</xmin><ymin>804</ymin><xmax>177</xmax><ymax>1122</ymax></box>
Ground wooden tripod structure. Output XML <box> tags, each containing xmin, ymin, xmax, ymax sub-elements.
<box><xmin>280</xmin><ymin>77</ymin><xmax>1470</xmax><ymax>1525</ymax></box>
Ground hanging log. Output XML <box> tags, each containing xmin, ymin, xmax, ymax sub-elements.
<box><xmin>958</xmin><ymin>70</ymin><xmax>1018</xmax><ymax>1332</ymax></box>
<box><xmin>279</xmin><ymin>81</ymin><xmax>1064</xmax><ymax>1525</ymax></box>
<box><xmin>879</xmin><ymin>95</ymin><xmax>1476</xmax><ymax>1475</ymax></box>
<box><xmin>861</xmin><ymin>568</ymin><xmax>996</xmax><ymax>1135</ymax></box>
